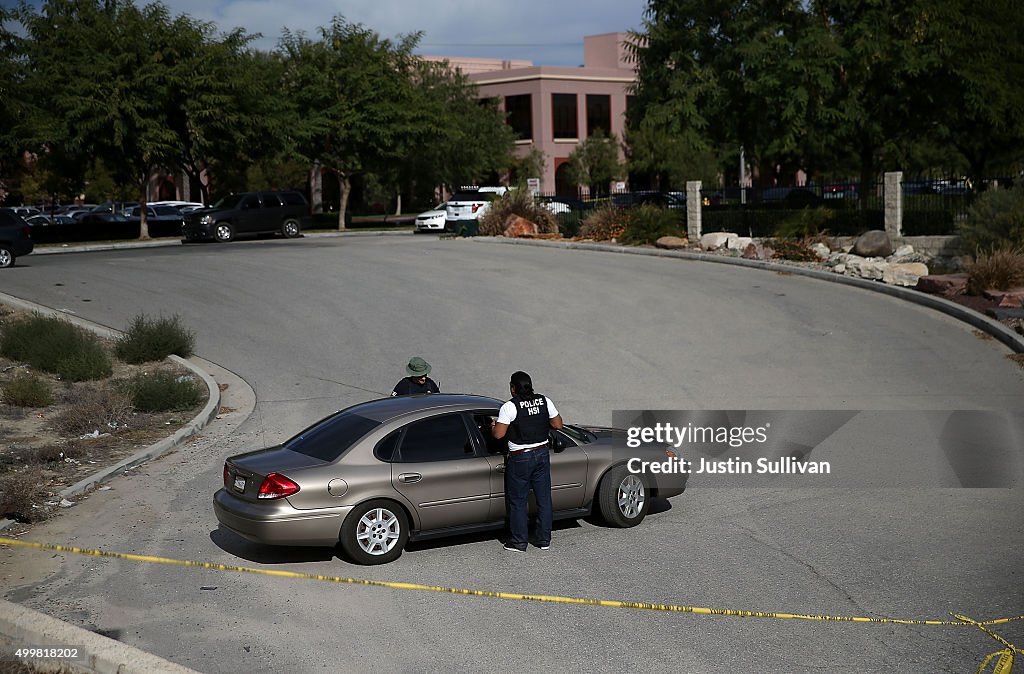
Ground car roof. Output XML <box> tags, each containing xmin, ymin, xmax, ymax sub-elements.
<box><xmin>347</xmin><ymin>394</ymin><xmax>503</xmax><ymax>422</ymax></box>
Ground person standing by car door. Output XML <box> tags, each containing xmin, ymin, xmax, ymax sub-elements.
<box><xmin>492</xmin><ymin>371</ymin><xmax>563</xmax><ymax>552</ymax></box>
<box><xmin>391</xmin><ymin>356</ymin><xmax>440</xmax><ymax>396</ymax></box>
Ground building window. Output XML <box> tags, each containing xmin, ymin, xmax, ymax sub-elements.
<box><xmin>552</xmin><ymin>93</ymin><xmax>578</xmax><ymax>140</ymax></box>
<box><xmin>586</xmin><ymin>94</ymin><xmax>611</xmax><ymax>137</ymax></box>
<box><xmin>505</xmin><ymin>94</ymin><xmax>532</xmax><ymax>141</ymax></box>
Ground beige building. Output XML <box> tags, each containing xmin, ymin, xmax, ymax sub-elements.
<box><xmin>424</xmin><ymin>33</ymin><xmax>637</xmax><ymax>196</ymax></box>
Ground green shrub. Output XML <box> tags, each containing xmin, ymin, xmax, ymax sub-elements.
<box><xmin>556</xmin><ymin>211</ymin><xmax>585</xmax><ymax>238</ymax></box>
<box><xmin>775</xmin><ymin>207</ymin><xmax>834</xmax><ymax>239</ymax></box>
<box><xmin>478</xmin><ymin>189</ymin><xmax>559</xmax><ymax>236</ymax></box>
<box><xmin>0</xmin><ymin>313</ymin><xmax>111</xmax><ymax>381</ymax></box>
<box><xmin>620</xmin><ymin>205</ymin><xmax>685</xmax><ymax>245</ymax></box>
<box><xmin>51</xmin><ymin>385</ymin><xmax>134</xmax><ymax>435</ymax></box>
<box><xmin>122</xmin><ymin>372</ymin><xmax>202</xmax><ymax>412</ymax></box>
<box><xmin>966</xmin><ymin>247</ymin><xmax>1024</xmax><ymax>295</ymax></box>
<box><xmin>769</xmin><ymin>238</ymin><xmax>820</xmax><ymax>262</ymax></box>
<box><xmin>1</xmin><ymin>373</ymin><xmax>53</xmax><ymax>407</ymax></box>
<box><xmin>958</xmin><ymin>184</ymin><xmax>1024</xmax><ymax>252</ymax></box>
<box><xmin>116</xmin><ymin>314</ymin><xmax>195</xmax><ymax>364</ymax></box>
<box><xmin>579</xmin><ymin>204</ymin><xmax>627</xmax><ymax>241</ymax></box>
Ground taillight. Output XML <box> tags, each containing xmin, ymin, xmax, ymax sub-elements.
<box><xmin>257</xmin><ymin>473</ymin><xmax>300</xmax><ymax>499</ymax></box>
<box><xmin>471</xmin><ymin>204</ymin><xmax>481</xmax><ymax>213</ymax></box>
<box><xmin>223</xmin><ymin>463</ymin><xmax>229</xmax><ymax>487</ymax></box>
<box><xmin>22</xmin><ymin>226</ymin><xmax>31</xmax><ymax>239</ymax></box>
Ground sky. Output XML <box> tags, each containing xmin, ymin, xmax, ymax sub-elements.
<box><xmin>155</xmin><ymin>0</ymin><xmax>651</xmax><ymax>66</ymax></box>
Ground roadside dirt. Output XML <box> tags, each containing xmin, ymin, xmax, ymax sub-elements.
<box><xmin>0</xmin><ymin>308</ymin><xmax>208</xmax><ymax>529</ymax></box>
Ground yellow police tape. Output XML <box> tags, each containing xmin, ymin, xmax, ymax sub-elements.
<box><xmin>1</xmin><ymin>536</ymin><xmax>1021</xmax><ymax>672</ymax></box>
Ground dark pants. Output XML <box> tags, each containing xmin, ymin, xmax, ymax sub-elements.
<box><xmin>505</xmin><ymin>448</ymin><xmax>552</xmax><ymax>549</ymax></box>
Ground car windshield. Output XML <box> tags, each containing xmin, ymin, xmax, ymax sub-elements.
<box><xmin>284</xmin><ymin>411</ymin><xmax>382</xmax><ymax>462</ymax></box>
<box><xmin>213</xmin><ymin>194</ymin><xmax>244</xmax><ymax>209</ymax></box>
<box><xmin>449</xmin><ymin>191</ymin><xmax>481</xmax><ymax>202</ymax></box>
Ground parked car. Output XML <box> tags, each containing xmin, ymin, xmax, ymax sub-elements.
<box><xmin>127</xmin><ymin>204</ymin><xmax>187</xmax><ymax>226</ymax></box>
<box><xmin>414</xmin><ymin>202</ymin><xmax>447</xmax><ymax>232</ymax></box>
<box><xmin>539</xmin><ymin>196</ymin><xmax>590</xmax><ymax>215</ymax></box>
<box><xmin>77</xmin><ymin>212</ymin><xmax>130</xmax><ymax>227</ymax></box>
<box><xmin>823</xmin><ymin>183</ymin><xmax>858</xmax><ymax>200</ymax></box>
<box><xmin>611</xmin><ymin>191</ymin><xmax>685</xmax><ymax>209</ymax></box>
<box><xmin>760</xmin><ymin>186</ymin><xmax>821</xmax><ymax>206</ymax></box>
<box><xmin>0</xmin><ymin>210</ymin><xmax>34</xmax><ymax>268</ymax></box>
<box><xmin>445</xmin><ymin>187</ymin><xmax>508</xmax><ymax>234</ymax></box>
<box><xmin>214</xmin><ymin>394</ymin><xmax>686</xmax><ymax>564</ymax></box>
<box><xmin>183</xmin><ymin>191</ymin><xmax>310</xmax><ymax>242</ymax></box>
<box><xmin>0</xmin><ymin>206</ymin><xmax>41</xmax><ymax>218</ymax></box>
<box><xmin>150</xmin><ymin>200</ymin><xmax>205</xmax><ymax>211</ymax></box>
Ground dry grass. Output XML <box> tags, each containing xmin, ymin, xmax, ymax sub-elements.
<box><xmin>966</xmin><ymin>247</ymin><xmax>1024</xmax><ymax>295</ymax></box>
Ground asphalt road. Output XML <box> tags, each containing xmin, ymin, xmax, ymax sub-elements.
<box><xmin>1</xmin><ymin>235</ymin><xmax>1022</xmax><ymax>673</ymax></box>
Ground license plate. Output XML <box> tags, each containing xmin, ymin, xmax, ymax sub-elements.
<box><xmin>233</xmin><ymin>476</ymin><xmax>246</xmax><ymax>492</ymax></box>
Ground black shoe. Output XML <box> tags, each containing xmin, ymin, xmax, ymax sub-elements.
<box><xmin>532</xmin><ymin>541</ymin><xmax>550</xmax><ymax>550</ymax></box>
<box><xmin>503</xmin><ymin>542</ymin><xmax>527</xmax><ymax>553</ymax></box>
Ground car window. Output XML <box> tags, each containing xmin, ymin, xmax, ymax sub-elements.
<box><xmin>470</xmin><ymin>411</ymin><xmax>506</xmax><ymax>455</ymax></box>
<box><xmin>395</xmin><ymin>413</ymin><xmax>475</xmax><ymax>462</ymax></box>
<box><xmin>280</xmin><ymin>192</ymin><xmax>307</xmax><ymax>206</ymax></box>
<box><xmin>153</xmin><ymin>205</ymin><xmax>179</xmax><ymax>215</ymax></box>
<box><xmin>285</xmin><ymin>411</ymin><xmax>382</xmax><ymax>462</ymax></box>
<box><xmin>449</xmin><ymin>191</ymin><xmax>481</xmax><ymax>202</ymax></box>
<box><xmin>214</xmin><ymin>194</ymin><xmax>244</xmax><ymax>209</ymax></box>
<box><xmin>261</xmin><ymin>193</ymin><xmax>283</xmax><ymax>208</ymax></box>
<box><xmin>374</xmin><ymin>429</ymin><xmax>403</xmax><ymax>462</ymax></box>
<box><xmin>240</xmin><ymin>195</ymin><xmax>260</xmax><ymax>210</ymax></box>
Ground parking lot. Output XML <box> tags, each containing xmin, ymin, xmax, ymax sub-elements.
<box><xmin>1</xmin><ymin>235</ymin><xmax>1022</xmax><ymax>672</ymax></box>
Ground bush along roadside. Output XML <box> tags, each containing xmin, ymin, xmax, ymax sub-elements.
<box><xmin>0</xmin><ymin>309</ymin><xmax>207</xmax><ymax>525</ymax></box>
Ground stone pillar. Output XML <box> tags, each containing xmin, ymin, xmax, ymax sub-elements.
<box><xmin>884</xmin><ymin>171</ymin><xmax>903</xmax><ymax>239</ymax></box>
<box><xmin>686</xmin><ymin>180</ymin><xmax>702</xmax><ymax>242</ymax></box>
<box><xmin>310</xmin><ymin>161</ymin><xmax>323</xmax><ymax>215</ymax></box>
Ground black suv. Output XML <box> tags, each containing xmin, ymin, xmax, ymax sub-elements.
<box><xmin>183</xmin><ymin>191</ymin><xmax>310</xmax><ymax>243</ymax></box>
<box><xmin>0</xmin><ymin>209</ymin><xmax>34</xmax><ymax>268</ymax></box>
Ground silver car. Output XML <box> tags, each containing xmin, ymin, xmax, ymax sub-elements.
<box><xmin>214</xmin><ymin>394</ymin><xmax>686</xmax><ymax>564</ymax></box>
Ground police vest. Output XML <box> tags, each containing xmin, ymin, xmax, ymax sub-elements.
<box><xmin>509</xmin><ymin>394</ymin><xmax>550</xmax><ymax>445</ymax></box>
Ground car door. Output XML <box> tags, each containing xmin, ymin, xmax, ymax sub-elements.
<box><xmin>258</xmin><ymin>192</ymin><xmax>284</xmax><ymax>233</ymax></box>
<box><xmin>236</xmin><ymin>194</ymin><xmax>262</xmax><ymax>234</ymax></box>
<box><xmin>390</xmin><ymin>412</ymin><xmax>494</xmax><ymax>532</ymax></box>
<box><xmin>468</xmin><ymin>412</ymin><xmax>589</xmax><ymax>518</ymax></box>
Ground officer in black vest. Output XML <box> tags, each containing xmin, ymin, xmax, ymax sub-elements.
<box><xmin>492</xmin><ymin>371</ymin><xmax>563</xmax><ymax>552</ymax></box>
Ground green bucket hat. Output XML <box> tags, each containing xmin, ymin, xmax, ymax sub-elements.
<box><xmin>406</xmin><ymin>356</ymin><xmax>431</xmax><ymax>377</ymax></box>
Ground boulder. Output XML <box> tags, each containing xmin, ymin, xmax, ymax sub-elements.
<box><xmin>700</xmin><ymin>232</ymin><xmax>737</xmax><ymax>251</ymax></box>
<box><xmin>893</xmin><ymin>244</ymin><xmax>915</xmax><ymax>257</ymax></box>
<box><xmin>833</xmin><ymin>263</ymin><xmax>847</xmax><ymax>274</ymax></box>
<box><xmin>984</xmin><ymin>287</ymin><xmax>1024</xmax><ymax>308</ymax></box>
<box><xmin>655</xmin><ymin>236</ymin><xmax>688</xmax><ymax>250</ymax></box>
<box><xmin>858</xmin><ymin>260</ymin><xmax>888</xmax><ymax>280</ymax></box>
<box><xmin>883</xmin><ymin>262</ymin><xmax>929</xmax><ymax>287</ymax></box>
<box><xmin>727</xmin><ymin>236</ymin><xmax>753</xmax><ymax>251</ymax></box>
<box><xmin>502</xmin><ymin>216</ymin><xmax>539</xmax><ymax>238</ymax></box>
<box><xmin>916</xmin><ymin>274</ymin><xmax>969</xmax><ymax>296</ymax></box>
<box><xmin>742</xmin><ymin>242</ymin><xmax>774</xmax><ymax>260</ymax></box>
<box><xmin>853</xmin><ymin>230</ymin><xmax>894</xmax><ymax>258</ymax></box>
<box><xmin>810</xmin><ymin>242</ymin><xmax>831</xmax><ymax>260</ymax></box>
<box><xmin>843</xmin><ymin>254</ymin><xmax>867</xmax><ymax>274</ymax></box>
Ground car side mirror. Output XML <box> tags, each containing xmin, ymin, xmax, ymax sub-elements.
<box><xmin>550</xmin><ymin>431</ymin><xmax>568</xmax><ymax>453</ymax></box>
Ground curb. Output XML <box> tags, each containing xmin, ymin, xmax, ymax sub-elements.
<box><xmin>0</xmin><ymin>293</ymin><xmax>222</xmax><ymax>531</ymax></box>
<box><xmin>31</xmin><ymin>228</ymin><xmax>412</xmax><ymax>255</ymax></box>
<box><xmin>0</xmin><ymin>599</ymin><xmax>199</xmax><ymax>673</ymax></box>
<box><xmin>473</xmin><ymin>237</ymin><xmax>1024</xmax><ymax>354</ymax></box>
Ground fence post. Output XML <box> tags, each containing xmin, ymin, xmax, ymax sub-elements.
<box><xmin>686</xmin><ymin>180</ymin><xmax>702</xmax><ymax>242</ymax></box>
<box><xmin>884</xmin><ymin>171</ymin><xmax>903</xmax><ymax>239</ymax></box>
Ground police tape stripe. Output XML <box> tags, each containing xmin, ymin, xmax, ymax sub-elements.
<box><xmin>1</xmin><ymin>536</ymin><xmax>1022</xmax><ymax>628</ymax></box>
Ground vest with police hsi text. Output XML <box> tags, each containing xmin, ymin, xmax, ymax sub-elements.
<box><xmin>508</xmin><ymin>394</ymin><xmax>550</xmax><ymax>445</ymax></box>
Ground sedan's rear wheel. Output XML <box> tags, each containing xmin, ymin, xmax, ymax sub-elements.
<box><xmin>281</xmin><ymin>218</ymin><xmax>301</xmax><ymax>238</ymax></box>
<box><xmin>214</xmin><ymin>222</ymin><xmax>235</xmax><ymax>243</ymax></box>
<box><xmin>597</xmin><ymin>465</ymin><xmax>650</xmax><ymax>528</ymax></box>
<box><xmin>340</xmin><ymin>500</ymin><xmax>409</xmax><ymax>565</ymax></box>
<box><xmin>0</xmin><ymin>246</ymin><xmax>13</xmax><ymax>268</ymax></box>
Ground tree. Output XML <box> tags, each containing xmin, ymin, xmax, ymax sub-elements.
<box><xmin>279</xmin><ymin>17</ymin><xmax>422</xmax><ymax>230</ymax></box>
<box><xmin>566</xmin><ymin>130</ymin><xmax>623</xmax><ymax>197</ymax></box>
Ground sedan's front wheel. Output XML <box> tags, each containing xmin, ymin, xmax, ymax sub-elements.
<box><xmin>214</xmin><ymin>222</ymin><xmax>235</xmax><ymax>243</ymax></box>
<box><xmin>0</xmin><ymin>246</ymin><xmax>13</xmax><ymax>268</ymax></box>
<box><xmin>340</xmin><ymin>500</ymin><xmax>409</xmax><ymax>565</ymax></box>
<box><xmin>598</xmin><ymin>464</ymin><xmax>650</xmax><ymax>528</ymax></box>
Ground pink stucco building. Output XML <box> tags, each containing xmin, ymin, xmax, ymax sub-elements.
<box><xmin>423</xmin><ymin>33</ymin><xmax>638</xmax><ymax>196</ymax></box>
